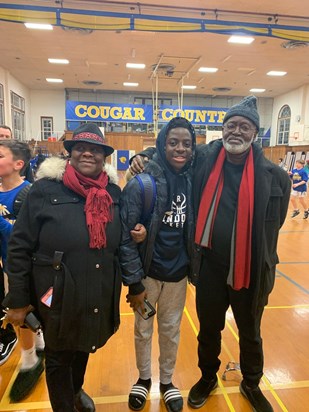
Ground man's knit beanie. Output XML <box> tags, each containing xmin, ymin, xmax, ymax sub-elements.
<box><xmin>223</xmin><ymin>95</ymin><xmax>260</xmax><ymax>130</ymax></box>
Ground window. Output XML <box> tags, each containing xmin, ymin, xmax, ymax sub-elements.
<box><xmin>0</xmin><ymin>84</ymin><xmax>4</xmax><ymax>125</ymax></box>
<box><xmin>41</xmin><ymin>116</ymin><xmax>54</xmax><ymax>140</ymax></box>
<box><xmin>11</xmin><ymin>91</ymin><xmax>25</xmax><ymax>140</ymax></box>
<box><xmin>277</xmin><ymin>105</ymin><xmax>291</xmax><ymax>145</ymax></box>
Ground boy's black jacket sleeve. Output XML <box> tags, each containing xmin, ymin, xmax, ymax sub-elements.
<box><xmin>129</xmin><ymin>147</ymin><xmax>156</xmax><ymax>164</ymax></box>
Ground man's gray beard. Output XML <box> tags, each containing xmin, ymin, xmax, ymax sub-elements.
<box><xmin>223</xmin><ymin>137</ymin><xmax>254</xmax><ymax>154</ymax></box>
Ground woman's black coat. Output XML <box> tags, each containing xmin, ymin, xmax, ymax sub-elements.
<box><xmin>4</xmin><ymin>157</ymin><xmax>122</xmax><ymax>353</ymax></box>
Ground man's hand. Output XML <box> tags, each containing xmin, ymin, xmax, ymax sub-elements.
<box><xmin>126</xmin><ymin>291</ymin><xmax>146</xmax><ymax>312</ymax></box>
<box><xmin>131</xmin><ymin>223</ymin><xmax>147</xmax><ymax>243</ymax></box>
<box><xmin>5</xmin><ymin>305</ymin><xmax>32</xmax><ymax>327</ymax></box>
<box><xmin>129</xmin><ymin>155</ymin><xmax>149</xmax><ymax>175</ymax></box>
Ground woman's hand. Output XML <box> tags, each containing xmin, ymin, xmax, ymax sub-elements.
<box><xmin>126</xmin><ymin>291</ymin><xmax>146</xmax><ymax>312</ymax></box>
<box><xmin>129</xmin><ymin>155</ymin><xmax>148</xmax><ymax>175</ymax></box>
<box><xmin>131</xmin><ymin>223</ymin><xmax>147</xmax><ymax>243</ymax></box>
<box><xmin>5</xmin><ymin>305</ymin><xmax>32</xmax><ymax>327</ymax></box>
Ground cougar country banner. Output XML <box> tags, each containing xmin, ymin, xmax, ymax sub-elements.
<box><xmin>66</xmin><ymin>101</ymin><xmax>227</xmax><ymax>126</ymax></box>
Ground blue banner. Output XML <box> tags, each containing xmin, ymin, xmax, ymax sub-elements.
<box><xmin>66</xmin><ymin>101</ymin><xmax>228</xmax><ymax>126</ymax></box>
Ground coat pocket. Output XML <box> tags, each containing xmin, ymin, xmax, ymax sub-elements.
<box><xmin>265</xmin><ymin>185</ymin><xmax>283</xmax><ymax>221</ymax></box>
<box><xmin>31</xmin><ymin>252</ymin><xmax>77</xmax><ymax>348</ymax></box>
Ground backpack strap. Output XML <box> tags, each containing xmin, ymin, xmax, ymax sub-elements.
<box><xmin>13</xmin><ymin>184</ymin><xmax>32</xmax><ymax>218</ymax></box>
<box><xmin>134</xmin><ymin>174</ymin><xmax>157</xmax><ymax>224</ymax></box>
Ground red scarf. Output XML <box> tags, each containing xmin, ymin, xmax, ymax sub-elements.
<box><xmin>63</xmin><ymin>162</ymin><xmax>114</xmax><ymax>249</ymax></box>
<box><xmin>195</xmin><ymin>147</ymin><xmax>254</xmax><ymax>290</ymax></box>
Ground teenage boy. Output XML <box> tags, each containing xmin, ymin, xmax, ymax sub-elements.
<box><xmin>120</xmin><ymin>117</ymin><xmax>196</xmax><ymax>412</ymax></box>
<box><xmin>0</xmin><ymin>140</ymin><xmax>44</xmax><ymax>402</ymax></box>
<box><xmin>288</xmin><ymin>159</ymin><xmax>309</xmax><ymax>219</ymax></box>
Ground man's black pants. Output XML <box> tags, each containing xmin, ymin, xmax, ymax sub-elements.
<box><xmin>196</xmin><ymin>250</ymin><xmax>264</xmax><ymax>387</ymax></box>
<box><xmin>45</xmin><ymin>348</ymin><xmax>89</xmax><ymax>411</ymax></box>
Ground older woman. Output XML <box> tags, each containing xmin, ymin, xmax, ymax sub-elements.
<box><xmin>4</xmin><ymin>123</ymin><xmax>123</xmax><ymax>411</ymax></box>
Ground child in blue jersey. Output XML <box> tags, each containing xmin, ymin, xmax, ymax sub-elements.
<box><xmin>288</xmin><ymin>159</ymin><xmax>309</xmax><ymax>219</ymax></box>
<box><xmin>0</xmin><ymin>140</ymin><xmax>44</xmax><ymax>402</ymax></box>
<box><xmin>0</xmin><ymin>178</ymin><xmax>29</xmax><ymax>263</ymax></box>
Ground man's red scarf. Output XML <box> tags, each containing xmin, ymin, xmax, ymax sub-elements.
<box><xmin>195</xmin><ymin>147</ymin><xmax>254</xmax><ymax>290</ymax></box>
<box><xmin>63</xmin><ymin>163</ymin><xmax>113</xmax><ymax>249</ymax></box>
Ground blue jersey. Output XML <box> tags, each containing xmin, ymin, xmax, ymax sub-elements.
<box><xmin>291</xmin><ymin>167</ymin><xmax>308</xmax><ymax>192</ymax></box>
<box><xmin>0</xmin><ymin>180</ymin><xmax>30</xmax><ymax>265</ymax></box>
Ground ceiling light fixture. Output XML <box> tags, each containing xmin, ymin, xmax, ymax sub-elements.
<box><xmin>250</xmin><ymin>88</ymin><xmax>266</xmax><ymax>93</ymax></box>
<box><xmin>25</xmin><ymin>23</ymin><xmax>53</xmax><ymax>30</ymax></box>
<box><xmin>123</xmin><ymin>82</ymin><xmax>139</xmax><ymax>87</ymax></box>
<box><xmin>126</xmin><ymin>63</ymin><xmax>146</xmax><ymax>69</ymax></box>
<box><xmin>228</xmin><ymin>35</ymin><xmax>255</xmax><ymax>44</ymax></box>
<box><xmin>267</xmin><ymin>71</ymin><xmax>287</xmax><ymax>76</ymax></box>
<box><xmin>198</xmin><ymin>67</ymin><xmax>218</xmax><ymax>73</ymax></box>
<box><xmin>181</xmin><ymin>85</ymin><xmax>197</xmax><ymax>90</ymax></box>
<box><xmin>46</xmin><ymin>78</ymin><xmax>63</xmax><ymax>83</ymax></box>
<box><xmin>48</xmin><ymin>58</ymin><xmax>69</xmax><ymax>64</ymax></box>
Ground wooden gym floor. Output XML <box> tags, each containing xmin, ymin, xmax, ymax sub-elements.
<box><xmin>0</xmin><ymin>172</ymin><xmax>308</xmax><ymax>411</ymax></box>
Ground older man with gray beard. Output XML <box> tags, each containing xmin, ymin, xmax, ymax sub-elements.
<box><xmin>188</xmin><ymin>96</ymin><xmax>291</xmax><ymax>412</ymax></box>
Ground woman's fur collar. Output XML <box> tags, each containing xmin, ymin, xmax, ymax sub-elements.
<box><xmin>36</xmin><ymin>156</ymin><xmax>119</xmax><ymax>184</ymax></box>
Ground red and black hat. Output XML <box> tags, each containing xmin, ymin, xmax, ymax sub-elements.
<box><xmin>64</xmin><ymin>123</ymin><xmax>114</xmax><ymax>156</ymax></box>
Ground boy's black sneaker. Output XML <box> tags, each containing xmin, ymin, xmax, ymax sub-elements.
<box><xmin>240</xmin><ymin>380</ymin><xmax>274</xmax><ymax>412</ymax></box>
<box><xmin>291</xmin><ymin>209</ymin><xmax>300</xmax><ymax>218</ymax></box>
<box><xmin>0</xmin><ymin>326</ymin><xmax>18</xmax><ymax>365</ymax></box>
<box><xmin>188</xmin><ymin>377</ymin><xmax>218</xmax><ymax>409</ymax></box>
<box><xmin>303</xmin><ymin>210</ymin><xmax>309</xmax><ymax>219</ymax></box>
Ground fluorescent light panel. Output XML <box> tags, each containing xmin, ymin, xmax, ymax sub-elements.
<box><xmin>46</xmin><ymin>78</ymin><xmax>63</xmax><ymax>83</ymax></box>
<box><xmin>198</xmin><ymin>67</ymin><xmax>218</xmax><ymax>73</ymax></box>
<box><xmin>48</xmin><ymin>58</ymin><xmax>69</xmax><ymax>64</ymax></box>
<box><xmin>123</xmin><ymin>82</ymin><xmax>139</xmax><ymax>87</ymax></box>
<box><xmin>267</xmin><ymin>71</ymin><xmax>287</xmax><ymax>76</ymax></box>
<box><xmin>228</xmin><ymin>35</ymin><xmax>255</xmax><ymax>44</ymax></box>
<box><xmin>25</xmin><ymin>23</ymin><xmax>53</xmax><ymax>30</ymax></box>
<box><xmin>250</xmin><ymin>88</ymin><xmax>266</xmax><ymax>93</ymax></box>
<box><xmin>181</xmin><ymin>85</ymin><xmax>197</xmax><ymax>89</ymax></box>
<box><xmin>126</xmin><ymin>63</ymin><xmax>146</xmax><ymax>69</ymax></box>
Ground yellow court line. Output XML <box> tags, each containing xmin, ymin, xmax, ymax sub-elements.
<box><xmin>185</xmin><ymin>301</ymin><xmax>290</xmax><ymax>412</ymax></box>
<box><xmin>261</xmin><ymin>375</ymin><xmax>289</xmax><ymax>412</ymax></box>
<box><xmin>120</xmin><ymin>311</ymin><xmax>134</xmax><ymax>316</ymax></box>
<box><xmin>183</xmin><ymin>306</ymin><xmax>198</xmax><ymax>336</ymax></box>
<box><xmin>225</xmin><ymin>319</ymin><xmax>290</xmax><ymax>412</ymax></box>
<box><xmin>184</xmin><ymin>305</ymin><xmax>236</xmax><ymax>412</ymax></box>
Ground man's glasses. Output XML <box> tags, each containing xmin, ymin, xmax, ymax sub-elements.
<box><xmin>223</xmin><ymin>122</ymin><xmax>256</xmax><ymax>134</ymax></box>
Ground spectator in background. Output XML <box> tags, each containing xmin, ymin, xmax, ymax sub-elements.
<box><xmin>278</xmin><ymin>157</ymin><xmax>288</xmax><ymax>171</ymax></box>
<box><xmin>0</xmin><ymin>127</ymin><xmax>18</xmax><ymax>366</ymax></box>
<box><xmin>0</xmin><ymin>140</ymin><xmax>44</xmax><ymax>402</ymax></box>
<box><xmin>0</xmin><ymin>126</ymin><xmax>36</xmax><ymax>370</ymax></box>
<box><xmin>0</xmin><ymin>125</ymin><xmax>34</xmax><ymax>183</ymax></box>
<box><xmin>288</xmin><ymin>159</ymin><xmax>309</xmax><ymax>219</ymax></box>
<box><xmin>30</xmin><ymin>148</ymin><xmax>48</xmax><ymax>176</ymax></box>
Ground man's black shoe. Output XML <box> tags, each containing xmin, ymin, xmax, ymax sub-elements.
<box><xmin>187</xmin><ymin>377</ymin><xmax>218</xmax><ymax>409</ymax></box>
<box><xmin>240</xmin><ymin>380</ymin><xmax>274</xmax><ymax>412</ymax></box>
<box><xmin>74</xmin><ymin>388</ymin><xmax>95</xmax><ymax>412</ymax></box>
